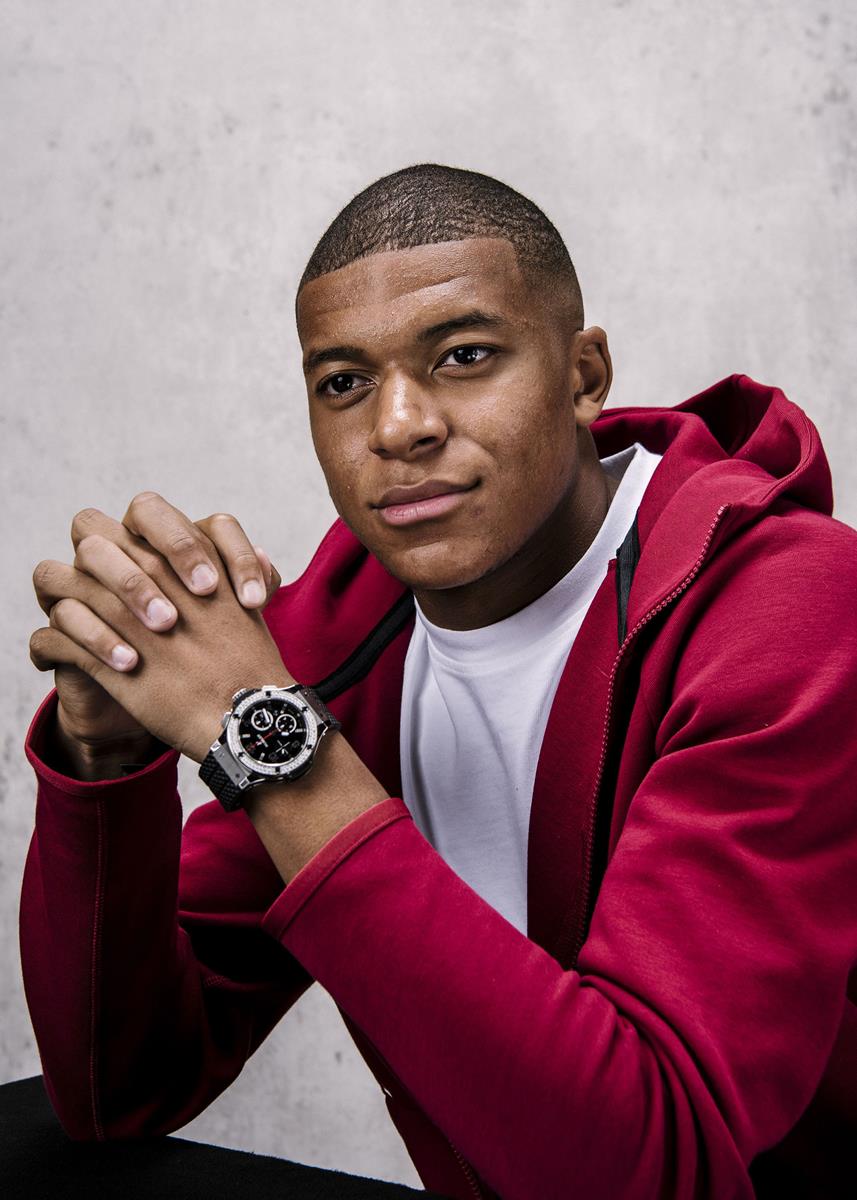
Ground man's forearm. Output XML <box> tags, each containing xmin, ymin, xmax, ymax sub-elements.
<box><xmin>242</xmin><ymin>731</ymin><xmax>390</xmax><ymax>886</ymax></box>
<box><xmin>22</xmin><ymin>691</ymin><xmax>316</xmax><ymax>1143</ymax></box>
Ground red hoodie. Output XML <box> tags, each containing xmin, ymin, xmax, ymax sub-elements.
<box><xmin>19</xmin><ymin>375</ymin><xmax>857</xmax><ymax>1199</ymax></box>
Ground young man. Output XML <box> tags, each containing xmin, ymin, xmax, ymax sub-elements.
<box><xmin>22</xmin><ymin>165</ymin><xmax>857</xmax><ymax>1199</ymax></box>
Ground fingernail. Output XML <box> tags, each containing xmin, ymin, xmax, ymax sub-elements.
<box><xmin>241</xmin><ymin>580</ymin><xmax>265</xmax><ymax>606</ymax></box>
<box><xmin>146</xmin><ymin>598</ymin><xmax>176</xmax><ymax>626</ymax></box>
<box><xmin>191</xmin><ymin>564</ymin><xmax>217</xmax><ymax>592</ymax></box>
<box><xmin>111</xmin><ymin>645</ymin><xmax>137</xmax><ymax>670</ymax></box>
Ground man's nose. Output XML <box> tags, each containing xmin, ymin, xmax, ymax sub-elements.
<box><xmin>367</xmin><ymin>373</ymin><xmax>448</xmax><ymax>459</ymax></box>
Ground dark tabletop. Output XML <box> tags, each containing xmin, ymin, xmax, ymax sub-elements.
<box><xmin>0</xmin><ymin>1074</ymin><xmax>449</xmax><ymax>1199</ymax></box>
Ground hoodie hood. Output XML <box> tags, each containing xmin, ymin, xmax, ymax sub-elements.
<box><xmin>590</xmin><ymin>373</ymin><xmax>835</xmax><ymax>636</ymax></box>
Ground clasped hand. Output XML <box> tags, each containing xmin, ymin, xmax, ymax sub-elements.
<box><xmin>30</xmin><ymin>492</ymin><xmax>294</xmax><ymax>766</ymax></box>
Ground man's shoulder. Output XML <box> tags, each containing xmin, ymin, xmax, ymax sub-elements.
<box><xmin>638</xmin><ymin>501</ymin><xmax>857</xmax><ymax>759</ymax></box>
<box><xmin>724</xmin><ymin>500</ymin><xmax>857</xmax><ymax>589</ymax></box>
<box><xmin>662</xmin><ymin>501</ymin><xmax>857</xmax><ymax>687</ymax></box>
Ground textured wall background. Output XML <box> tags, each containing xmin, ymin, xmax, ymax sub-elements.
<box><xmin>2</xmin><ymin>0</ymin><xmax>855</xmax><ymax>1187</ymax></box>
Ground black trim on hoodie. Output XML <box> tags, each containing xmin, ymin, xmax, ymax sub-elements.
<box><xmin>615</xmin><ymin>514</ymin><xmax>641</xmax><ymax>646</ymax></box>
<box><xmin>313</xmin><ymin>589</ymin><xmax>416</xmax><ymax>703</ymax></box>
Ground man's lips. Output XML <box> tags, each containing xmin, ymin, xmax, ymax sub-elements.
<box><xmin>374</xmin><ymin>481</ymin><xmax>479</xmax><ymax>527</ymax></box>
<box><xmin>373</xmin><ymin>478</ymin><xmax>477</xmax><ymax>508</ymax></box>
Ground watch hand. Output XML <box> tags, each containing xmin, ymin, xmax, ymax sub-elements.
<box><xmin>249</xmin><ymin>727</ymin><xmax>278</xmax><ymax>751</ymax></box>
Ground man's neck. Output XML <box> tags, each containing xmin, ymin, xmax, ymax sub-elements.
<box><xmin>414</xmin><ymin>458</ymin><xmax>620</xmax><ymax>632</ymax></box>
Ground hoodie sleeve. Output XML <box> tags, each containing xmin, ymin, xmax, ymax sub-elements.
<box><xmin>19</xmin><ymin>690</ymin><xmax>314</xmax><ymax>1140</ymax></box>
<box><xmin>257</xmin><ymin>515</ymin><xmax>857</xmax><ymax>1200</ymax></box>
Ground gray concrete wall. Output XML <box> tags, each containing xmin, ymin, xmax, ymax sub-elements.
<box><xmin>2</xmin><ymin>0</ymin><xmax>854</xmax><ymax>1187</ymax></box>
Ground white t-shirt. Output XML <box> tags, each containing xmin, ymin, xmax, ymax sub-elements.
<box><xmin>399</xmin><ymin>442</ymin><xmax>664</xmax><ymax>935</ymax></box>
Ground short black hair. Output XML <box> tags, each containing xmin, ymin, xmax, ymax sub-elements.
<box><xmin>298</xmin><ymin>163</ymin><xmax>583</xmax><ymax>327</ymax></box>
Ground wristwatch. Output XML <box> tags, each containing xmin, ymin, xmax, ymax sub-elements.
<box><xmin>199</xmin><ymin>683</ymin><xmax>341</xmax><ymax>812</ymax></box>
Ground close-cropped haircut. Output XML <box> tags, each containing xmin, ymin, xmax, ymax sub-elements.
<box><xmin>298</xmin><ymin>164</ymin><xmax>584</xmax><ymax>328</ymax></box>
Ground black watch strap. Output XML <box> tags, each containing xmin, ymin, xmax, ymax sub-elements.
<box><xmin>199</xmin><ymin>755</ymin><xmax>245</xmax><ymax>812</ymax></box>
<box><xmin>301</xmin><ymin>685</ymin><xmax>342</xmax><ymax>732</ymax></box>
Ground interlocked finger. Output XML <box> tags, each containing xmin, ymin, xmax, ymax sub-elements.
<box><xmin>195</xmin><ymin>513</ymin><xmax>281</xmax><ymax>608</ymax></box>
<box><xmin>49</xmin><ymin>596</ymin><xmax>140</xmax><ymax>672</ymax></box>
<box><xmin>74</xmin><ymin>533</ymin><xmax>178</xmax><ymax>630</ymax></box>
<box><xmin>33</xmin><ymin>560</ymin><xmax>96</xmax><ymax>618</ymax></box>
<box><xmin>29</xmin><ymin>623</ymin><xmax>104</xmax><ymax>679</ymax></box>
<box><xmin>32</xmin><ymin>558</ymin><xmax>157</xmax><ymax>653</ymax></box>
<box><xmin>122</xmin><ymin>492</ymin><xmax>222</xmax><ymax>596</ymax></box>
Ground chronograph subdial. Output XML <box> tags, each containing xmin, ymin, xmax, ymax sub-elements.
<box><xmin>250</xmin><ymin>707</ymin><xmax>273</xmax><ymax>732</ymax></box>
<box><xmin>276</xmin><ymin>711</ymin><xmax>298</xmax><ymax>736</ymax></box>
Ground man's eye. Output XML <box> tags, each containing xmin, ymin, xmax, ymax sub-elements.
<box><xmin>439</xmin><ymin>345</ymin><xmax>494</xmax><ymax>367</ymax></box>
<box><xmin>319</xmin><ymin>373</ymin><xmax>369</xmax><ymax>397</ymax></box>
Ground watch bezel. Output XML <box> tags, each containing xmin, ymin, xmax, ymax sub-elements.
<box><xmin>225</xmin><ymin>686</ymin><xmax>319</xmax><ymax>778</ymax></box>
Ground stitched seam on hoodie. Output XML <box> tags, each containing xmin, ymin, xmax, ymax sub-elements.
<box><xmin>89</xmin><ymin>799</ymin><xmax>106</xmax><ymax>1140</ymax></box>
<box><xmin>272</xmin><ymin>809</ymin><xmax>411</xmax><ymax>938</ymax></box>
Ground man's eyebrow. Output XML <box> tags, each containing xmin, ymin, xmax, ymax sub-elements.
<box><xmin>303</xmin><ymin>345</ymin><xmax>366</xmax><ymax>375</ymax></box>
<box><xmin>416</xmin><ymin>309</ymin><xmax>507</xmax><ymax>344</ymax></box>
<box><xmin>302</xmin><ymin>310</ymin><xmax>507</xmax><ymax>375</ymax></box>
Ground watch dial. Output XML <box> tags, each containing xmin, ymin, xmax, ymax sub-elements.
<box><xmin>238</xmin><ymin>698</ymin><xmax>308</xmax><ymax>765</ymax></box>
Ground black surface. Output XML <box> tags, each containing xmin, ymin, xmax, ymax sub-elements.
<box><xmin>0</xmin><ymin>1075</ymin><xmax>447</xmax><ymax>1199</ymax></box>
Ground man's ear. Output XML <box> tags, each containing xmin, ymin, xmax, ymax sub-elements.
<box><xmin>570</xmin><ymin>327</ymin><xmax>613</xmax><ymax>428</ymax></box>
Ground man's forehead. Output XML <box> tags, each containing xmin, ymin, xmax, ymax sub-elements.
<box><xmin>296</xmin><ymin>237</ymin><xmax>529</xmax><ymax>340</ymax></box>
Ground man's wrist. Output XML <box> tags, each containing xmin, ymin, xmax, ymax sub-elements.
<box><xmin>46</xmin><ymin>710</ymin><xmax>164</xmax><ymax>782</ymax></box>
<box><xmin>243</xmin><ymin>730</ymin><xmax>389</xmax><ymax>886</ymax></box>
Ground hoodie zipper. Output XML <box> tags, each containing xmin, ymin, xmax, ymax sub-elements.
<box><xmin>559</xmin><ymin>504</ymin><xmax>731</xmax><ymax>968</ymax></box>
<box><xmin>379</xmin><ymin>1072</ymin><xmax>487</xmax><ymax>1198</ymax></box>
<box><xmin>447</xmin><ymin>1136</ymin><xmax>486</xmax><ymax>1198</ymax></box>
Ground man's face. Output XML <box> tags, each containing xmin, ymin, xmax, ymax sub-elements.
<box><xmin>297</xmin><ymin>237</ymin><xmax>603</xmax><ymax>595</ymax></box>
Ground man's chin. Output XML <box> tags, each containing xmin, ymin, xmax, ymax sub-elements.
<box><xmin>363</xmin><ymin>534</ymin><xmax>493</xmax><ymax>593</ymax></box>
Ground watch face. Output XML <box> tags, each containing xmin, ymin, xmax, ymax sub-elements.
<box><xmin>223</xmin><ymin>686</ymin><xmax>320</xmax><ymax>779</ymax></box>
<box><xmin>237</xmin><ymin>697</ymin><xmax>309</xmax><ymax>766</ymax></box>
